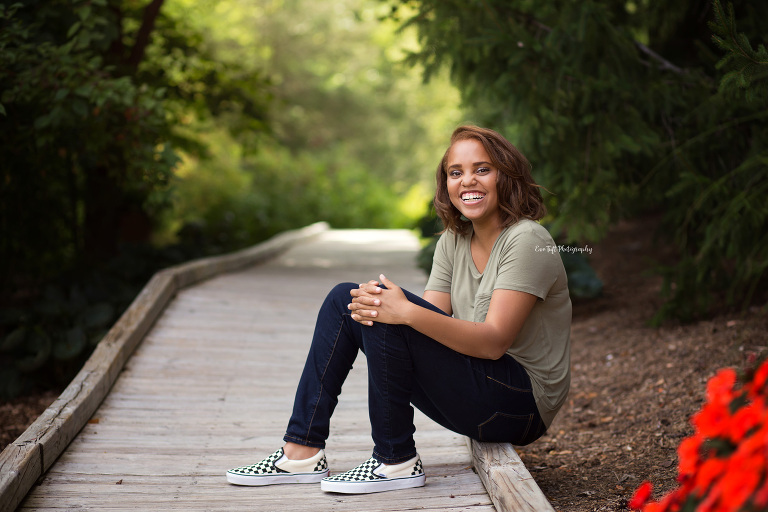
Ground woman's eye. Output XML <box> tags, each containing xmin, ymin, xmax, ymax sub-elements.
<box><xmin>449</xmin><ymin>170</ymin><xmax>462</xmax><ymax>178</ymax></box>
<box><xmin>477</xmin><ymin>167</ymin><xmax>490</xmax><ymax>174</ymax></box>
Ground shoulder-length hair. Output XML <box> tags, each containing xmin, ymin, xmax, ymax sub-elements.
<box><xmin>433</xmin><ymin>125</ymin><xmax>547</xmax><ymax>236</ymax></box>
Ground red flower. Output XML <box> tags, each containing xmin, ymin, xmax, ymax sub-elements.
<box><xmin>719</xmin><ymin>454</ymin><xmax>761</xmax><ymax>510</ymax></box>
<box><xmin>694</xmin><ymin>457</ymin><xmax>726</xmax><ymax>494</ymax></box>
<box><xmin>706</xmin><ymin>368</ymin><xmax>736</xmax><ymax>406</ymax></box>
<box><xmin>693</xmin><ymin>398</ymin><xmax>733</xmax><ymax>439</ymax></box>
<box><xmin>753</xmin><ymin>476</ymin><xmax>768</xmax><ymax>507</ymax></box>
<box><xmin>750</xmin><ymin>360</ymin><xmax>768</xmax><ymax>398</ymax></box>
<box><xmin>631</xmin><ymin>360</ymin><xmax>768</xmax><ymax>512</ymax></box>
<box><xmin>677</xmin><ymin>436</ymin><xmax>702</xmax><ymax>476</ymax></box>
<box><xmin>729</xmin><ymin>403</ymin><xmax>762</xmax><ymax>442</ymax></box>
<box><xmin>629</xmin><ymin>481</ymin><xmax>653</xmax><ymax>510</ymax></box>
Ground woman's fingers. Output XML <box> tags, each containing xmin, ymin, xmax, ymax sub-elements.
<box><xmin>350</xmin><ymin>280</ymin><xmax>382</xmax><ymax>305</ymax></box>
<box><xmin>347</xmin><ymin>275</ymin><xmax>403</xmax><ymax>326</ymax></box>
<box><xmin>348</xmin><ymin>302</ymin><xmax>378</xmax><ymax>316</ymax></box>
<box><xmin>349</xmin><ymin>304</ymin><xmax>377</xmax><ymax>326</ymax></box>
<box><xmin>356</xmin><ymin>281</ymin><xmax>382</xmax><ymax>294</ymax></box>
<box><xmin>378</xmin><ymin>274</ymin><xmax>399</xmax><ymax>291</ymax></box>
<box><xmin>348</xmin><ymin>300</ymin><xmax>379</xmax><ymax>327</ymax></box>
<box><xmin>349</xmin><ymin>295</ymin><xmax>380</xmax><ymax>306</ymax></box>
<box><xmin>350</xmin><ymin>313</ymin><xmax>374</xmax><ymax>326</ymax></box>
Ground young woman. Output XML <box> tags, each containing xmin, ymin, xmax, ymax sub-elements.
<box><xmin>226</xmin><ymin>125</ymin><xmax>571</xmax><ymax>494</ymax></box>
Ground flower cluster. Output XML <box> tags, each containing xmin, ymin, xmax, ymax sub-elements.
<box><xmin>630</xmin><ymin>358</ymin><xmax>768</xmax><ymax>512</ymax></box>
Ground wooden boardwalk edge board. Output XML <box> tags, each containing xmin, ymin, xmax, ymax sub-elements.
<box><xmin>0</xmin><ymin>222</ymin><xmax>329</xmax><ymax>512</ymax></box>
<box><xmin>467</xmin><ymin>438</ymin><xmax>555</xmax><ymax>512</ymax></box>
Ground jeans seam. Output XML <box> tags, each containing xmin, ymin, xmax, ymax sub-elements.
<box><xmin>282</xmin><ymin>434</ymin><xmax>324</xmax><ymax>449</ymax></box>
<box><xmin>485</xmin><ymin>375</ymin><xmax>530</xmax><ymax>393</ymax></box>
<box><xmin>303</xmin><ymin>314</ymin><xmax>346</xmax><ymax>444</ymax></box>
<box><xmin>521</xmin><ymin>413</ymin><xmax>533</xmax><ymax>441</ymax></box>
<box><xmin>381</xmin><ymin>324</ymin><xmax>391</xmax><ymax>456</ymax></box>
<box><xmin>373</xmin><ymin>449</ymin><xmax>417</xmax><ymax>465</ymax></box>
<box><xmin>477</xmin><ymin>412</ymin><xmax>533</xmax><ymax>442</ymax></box>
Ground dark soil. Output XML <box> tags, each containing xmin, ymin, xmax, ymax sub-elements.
<box><xmin>2</xmin><ymin>218</ymin><xmax>766</xmax><ymax>512</ymax></box>
<box><xmin>1</xmin><ymin>389</ymin><xmax>60</xmax><ymax>449</ymax></box>
<box><xmin>518</xmin><ymin>217</ymin><xmax>768</xmax><ymax>511</ymax></box>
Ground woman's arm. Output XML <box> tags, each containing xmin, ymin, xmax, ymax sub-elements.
<box><xmin>349</xmin><ymin>275</ymin><xmax>536</xmax><ymax>360</ymax></box>
<box><xmin>422</xmin><ymin>290</ymin><xmax>452</xmax><ymax>316</ymax></box>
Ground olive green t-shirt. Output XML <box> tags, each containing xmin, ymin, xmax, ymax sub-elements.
<box><xmin>424</xmin><ymin>220</ymin><xmax>572</xmax><ymax>428</ymax></box>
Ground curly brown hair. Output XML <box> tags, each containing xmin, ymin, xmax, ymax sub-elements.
<box><xmin>433</xmin><ymin>125</ymin><xmax>547</xmax><ymax>236</ymax></box>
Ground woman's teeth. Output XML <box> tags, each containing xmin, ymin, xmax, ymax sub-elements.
<box><xmin>462</xmin><ymin>193</ymin><xmax>485</xmax><ymax>202</ymax></box>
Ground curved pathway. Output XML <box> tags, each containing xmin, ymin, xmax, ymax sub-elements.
<box><xmin>17</xmin><ymin>229</ymin><xmax>494</xmax><ymax>511</ymax></box>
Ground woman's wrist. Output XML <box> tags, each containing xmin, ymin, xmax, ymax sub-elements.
<box><xmin>402</xmin><ymin>302</ymin><xmax>420</xmax><ymax>327</ymax></box>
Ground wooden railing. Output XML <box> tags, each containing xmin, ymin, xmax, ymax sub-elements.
<box><xmin>468</xmin><ymin>439</ymin><xmax>555</xmax><ymax>512</ymax></box>
<box><xmin>0</xmin><ymin>222</ymin><xmax>329</xmax><ymax>512</ymax></box>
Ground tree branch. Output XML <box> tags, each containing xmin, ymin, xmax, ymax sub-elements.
<box><xmin>126</xmin><ymin>0</ymin><xmax>165</xmax><ymax>75</ymax></box>
<box><xmin>634</xmin><ymin>41</ymin><xmax>685</xmax><ymax>74</ymax></box>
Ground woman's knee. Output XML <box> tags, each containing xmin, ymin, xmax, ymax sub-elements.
<box><xmin>325</xmin><ymin>282</ymin><xmax>357</xmax><ymax>306</ymax></box>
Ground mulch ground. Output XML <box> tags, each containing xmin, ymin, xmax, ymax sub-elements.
<box><xmin>519</xmin><ymin>217</ymin><xmax>768</xmax><ymax>511</ymax></box>
<box><xmin>1</xmin><ymin>218</ymin><xmax>766</xmax><ymax>512</ymax></box>
<box><xmin>1</xmin><ymin>389</ymin><xmax>60</xmax><ymax>450</ymax></box>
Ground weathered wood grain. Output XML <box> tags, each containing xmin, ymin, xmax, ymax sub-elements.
<box><xmin>3</xmin><ymin>225</ymin><xmax>552</xmax><ymax>512</ymax></box>
<box><xmin>467</xmin><ymin>439</ymin><xmax>555</xmax><ymax>512</ymax></box>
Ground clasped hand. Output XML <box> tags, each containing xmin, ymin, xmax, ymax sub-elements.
<box><xmin>348</xmin><ymin>274</ymin><xmax>409</xmax><ymax>326</ymax></box>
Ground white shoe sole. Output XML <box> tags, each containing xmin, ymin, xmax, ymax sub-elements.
<box><xmin>320</xmin><ymin>474</ymin><xmax>425</xmax><ymax>494</ymax></box>
<box><xmin>226</xmin><ymin>469</ymin><xmax>329</xmax><ymax>486</ymax></box>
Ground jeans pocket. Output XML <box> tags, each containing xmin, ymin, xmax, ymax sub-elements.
<box><xmin>477</xmin><ymin>412</ymin><xmax>534</xmax><ymax>444</ymax></box>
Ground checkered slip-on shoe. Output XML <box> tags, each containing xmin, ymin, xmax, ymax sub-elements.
<box><xmin>226</xmin><ymin>448</ymin><xmax>329</xmax><ymax>486</ymax></box>
<box><xmin>320</xmin><ymin>454</ymin><xmax>425</xmax><ymax>494</ymax></box>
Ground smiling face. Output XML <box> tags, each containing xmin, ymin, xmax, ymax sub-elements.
<box><xmin>445</xmin><ymin>138</ymin><xmax>500</xmax><ymax>229</ymax></box>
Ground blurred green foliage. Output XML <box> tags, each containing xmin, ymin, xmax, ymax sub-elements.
<box><xmin>387</xmin><ymin>0</ymin><xmax>768</xmax><ymax>323</ymax></box>
<box><xmin>0</xmin><ymin>243</ymin><xmax>198</xmax><ymax>398</ymax></box>
<box><xmin>0</xmin><ymin>0</ymin><xmax>461</xmax><ymax>398</ymax></box>
<box><xmin>158</xmin><ymin>0</ymin><xmax>461</xmax><ymax>249</ymax></box>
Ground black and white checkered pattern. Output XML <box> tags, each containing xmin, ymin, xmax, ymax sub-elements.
<box><xmin>227</xmin><ymin>447</ymin><xmax>330</xmax><ymax>486</ymax></box>
<box><xmin>313</xmin><ymin>457</ymin><xmax>329</xmax><ymax>472</ymax></box>
<box><xmin>228</xmin><ymin>448</ymin><xmax>288</xmax><ymax>476</ymax></box>
<box><xmin>324</xmin><ymin>457</ymin><xmax>424</xmax><ymax>483</ymax></box>
<box><xmin>324</xmin><ymin>457</ymin><xmax>384</xmax><ymax>482</ymax></box>
<box><xmin>320</xmin><ymin>455</ymin><xmax>425</xmax><ymax>493</ymax></box>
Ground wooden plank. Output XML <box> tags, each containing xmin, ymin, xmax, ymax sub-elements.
<box><xmin>9</xmin><ymin>228</ymin><xmax>493</xmax><ymax>512</ymax></box>
<box><xmin>467</xmin><ymin>439</ymin><xmax>554</xmax><ymax>512</ymax></box>
<box><xmin>0</xmin><ymin>223</ymin><xmax>328</xmax><ymax>512</ymax></box>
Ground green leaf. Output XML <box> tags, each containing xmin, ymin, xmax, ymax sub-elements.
<box><xmin>67</xmin><ymin>21</ymin><xmax>81</xmax><ymax>39</ymax></box>
<box><xmin>33</xmin><ymin>113</ymin><xmax>51</xmax><ymax>129</ymax></box>
<box><xmin>54</xmin><ymin>327</ymin><xmax>87</xmax><ymax>360</ymax></box>
<box><xmin>54</xmin><ymin>88</ymin><xmax>69</xmax><ymax>101</ymax></box>
<box><xmin>74</xmin><ymin>84</ymin><xmax>93</xmax><ymax>98</ymax></box>
<box><xmin>77</xmin><ymin>5</ymin><xmax>91</xmax><ymax>21</ymax></box>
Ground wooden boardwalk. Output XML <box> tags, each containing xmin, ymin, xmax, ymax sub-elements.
<box><xmin>13</xmin><ymin>228</ymin><xmax>496</xmax><ymax>511</ymax></box>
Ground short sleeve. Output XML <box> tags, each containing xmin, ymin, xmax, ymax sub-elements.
<box><xmin>425</xmin><ymin>231</ymin><xmax>455</xmax><ymax>293</ymax></box>
<box><xmin>495</xmin><ymin>225</ymin><xmax>561</xmax><ymax>300</ymax></box>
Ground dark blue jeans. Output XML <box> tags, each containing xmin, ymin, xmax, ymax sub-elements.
<box><xmin>283</xmin><ymin>283</ymin><xmax>546</xmax><ymax>464</ymax></box>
